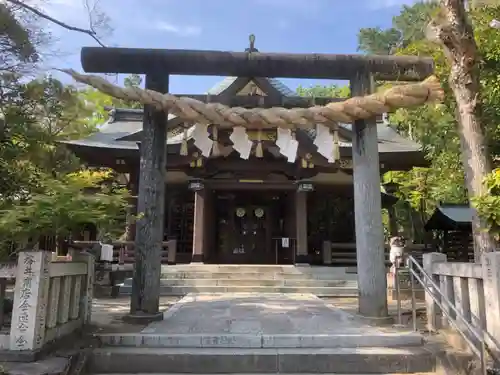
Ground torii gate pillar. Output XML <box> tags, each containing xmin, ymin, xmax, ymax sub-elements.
<box><xmin>350</xmin><ymin>71</ymin><xmax>389</xmax><ymax>320</ymax></box>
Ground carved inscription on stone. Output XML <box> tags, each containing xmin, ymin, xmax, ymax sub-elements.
<box><xmin>10</xmin><ymin>251</ymin><xmax>50</xmax><ymax>351</ymax></box>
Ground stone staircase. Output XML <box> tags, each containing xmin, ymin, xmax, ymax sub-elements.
<box><xmin>89</xmin><ymin>294</ymin><xmax>438</xmax><ymax>374</ymax></box>
<box><xmin>89</xmin><ymin>346</ymin><xmax>437</xmax><ymax>374</ymax></box>
<box><xmin>117</xmin><ymin>264</ymin><xmax>359</xmax><ymax>297</ymax></box>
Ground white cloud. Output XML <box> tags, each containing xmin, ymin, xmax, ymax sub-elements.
<box><xmin>154</xmin><ymin>21</ymin><xmax>202</xmax><ymax>37</ymax></box>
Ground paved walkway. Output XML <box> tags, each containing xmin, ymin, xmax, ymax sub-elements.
<box><xmin>141</xmin><ymin>293</ymin><xmax>410</xmax><ymax>335</ymax></box>
<box><xmin>90</xmin><ymin>294</ymin><xmax>426</xmax><ymax>335</ymax></box>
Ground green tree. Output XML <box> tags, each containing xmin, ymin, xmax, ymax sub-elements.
<box><xmin>357</xmin><ymin>2</ymin><xmax>439</xmax><ymax>55</ymax></box>
<box><xmin>358</xmin><ymin>2</ymin><xmax>500</xmax><ymax>257</ymax></box>
<box><xmin>0</xmin><ymin>170</ymin><xmax>131</xmax><ymax>257</ymax></box>
<box><xmin>296</xmin><ymin>84</ymin><xmax>350</xmax><ymax>98</ymax></box>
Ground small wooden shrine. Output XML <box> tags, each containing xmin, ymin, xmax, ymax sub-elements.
<box><xmin>425</xmin><ymin>203</ymin><xmax>474</xmax><ymax>262</ymax></box>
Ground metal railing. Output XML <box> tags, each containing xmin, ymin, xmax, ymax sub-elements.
<box><xmin>395</xmin><ymin>255</ymin><xmax>497</xmax><ymax>375</ymax></box>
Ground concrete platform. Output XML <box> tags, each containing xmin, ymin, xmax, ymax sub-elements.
<box><xmin>91</xmin><ymin>293</ymin><xmax>436</xmax><ymax>374</ymax></box>
<box><xmin>97</xmin><ymin>293</ymin><xmax>423</xmax><ymax>348</ymax></box>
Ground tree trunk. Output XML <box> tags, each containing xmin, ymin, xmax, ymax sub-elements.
<box><xmin>429</xmin><ymin>0</ymin><xmax>496</xmax><ymax>261</ymax></box>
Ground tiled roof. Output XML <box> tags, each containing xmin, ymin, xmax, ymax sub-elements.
<box><xmin>206</xmin><ymin>77</ymin><xmax>296</xmax><ymax>97</ymax></box>
<box><xmin>424</xmin><ymin>204</ymin><xmax>473</xmax><ymax>231</ymax></box>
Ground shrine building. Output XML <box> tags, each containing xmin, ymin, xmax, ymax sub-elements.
<box><xmin>65</xmin><ymin>74</ymin><xmax>426</xmax><ymax>266</ymax></box>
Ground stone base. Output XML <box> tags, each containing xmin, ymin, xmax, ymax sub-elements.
<box><xmin>191</xmin><ymin>254</ymin><xmax>204</xmax><ymax>263</ymax></box>
<box><xmin>89</xmin><ymin>347</ymin><xmax>435</xmax><ymax>374</ymax></box>
<box><xmin>295</xmin><ymin>254</ymin><xmax>309</xmax><ymax>264</ymax></box>
<box><xmin>0</xmin><ymin>330</ymin><xmax>83</xmax><ymax>363</ymax></box>
<box><xmin>0</xmin><ymin>356</ymin><xmax>70</xmax><ymax>374</ymax></box>
<box><xmin>123</xmin><ymin>311</ymin><xmax>164</xmax><ymax>324</ymax></box>
<box><xmin>0</xmin><ymin>349</ymin><xmax>44</xmax><ymax>363</ymax></box>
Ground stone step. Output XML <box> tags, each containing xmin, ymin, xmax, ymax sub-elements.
<box><xmin>160</xmin><ymin>271</ymin><xmax>356</xmax><ymax>281</ymax></box>
<box><xmin>116</xmin><ymin>284</ymin><xmax>359</xmax><ymax>297</ymax></box>
<box><xmin>161</xmin><ymin>270</ymin><xmax>344</xmax><ymax>280</ymax></box>
<box><xmin>157</xmin><ymin>278</ymin><xmax>356</xmax><ymax>287</ymax></box>
<box><xmin>91</xmin><ymin>374</ymin><xmax>433</xmax><ymax>375</ymax></box>
<box><xmin>96</xmin><ymin>332</ymin><xmax>424</xmax><ymax>349</ymax></box>
<box><xmin>161</xmin><ymin>265</ymin><xmax>299</xmax><ymax>272</ymax></box>
<box><xmin>89</xmin><ymin>347</ymin><xmax>436</xmax><ymax>374</ymax></box>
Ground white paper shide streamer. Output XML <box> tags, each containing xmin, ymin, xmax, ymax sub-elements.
<box><xmin>192</xmin><ymin>123</ymin><xmax>213</xmax><ymax>158</ymax></box>
<box><xmin>229</xmin><ymin>126</ymin><xmax>253</xmax><ymax>160</ymax></box>
<box><xmin>276</xmin><ymin>128</ymin><xmax>298</xmax><ymax>163</ymax></box>
<box><xmin>314</xmin><ymin>124</ymin><xmax>336</xmax><ymax>163</ymax></box>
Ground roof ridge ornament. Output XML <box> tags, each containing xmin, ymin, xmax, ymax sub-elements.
<box><xmin>245</xmin><ymin>34</ymin><xmax>258</xmax><ymax>53</ymax></box>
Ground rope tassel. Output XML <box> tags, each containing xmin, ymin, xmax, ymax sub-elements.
<box><xmin>180</xmin><ymin>128</ymin><xmax>188</xmax><ymax>156</ymax></box>
<box><xmin>255</xmin><ymin>129</ymin><xmax>264</xmax><ymax>158</ymax></box>
<box><xmin>212</xmin><ymin>125</ymin><xmax>220</xmax><ymax>156</ymax></box>
<box><xmin>332</xmin><ymin>128</ymin><xmax>340</xmax><ymax>162</ymax></box>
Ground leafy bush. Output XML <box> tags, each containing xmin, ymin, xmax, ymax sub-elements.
<box><xmin>0</xmin><ymin>169</ymin><xmax>131</xmax><ymax>255</ymax></box>
<box><xmin>472</xmin><ymin>168</ymin><xmax>500</xmax><ymax>235</ymax></box>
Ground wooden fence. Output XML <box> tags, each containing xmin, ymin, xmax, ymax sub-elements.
<box><xmin>423</xmin><ymin>252</ymin><xmax>500</xmax><ymax>353</ymax></box>
<box><xmin>0</xmin><ymin>250</ymin><xmax>94</xmax><ymax>351</ymax></box>
<box><xmin>322</xmin><ymin>241</ymin><xmax>430</xmax><ymax>267</ymax></box>
<box><xmin>71</xmin><ymin>240</ymin><xmax>177</xmax><ymax>265</ymax></box>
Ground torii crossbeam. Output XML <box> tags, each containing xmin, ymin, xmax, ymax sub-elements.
<box><xmin>81</xmin><ymin>46</ymin><xmax>434</xmax><ymax>81</ymax></box>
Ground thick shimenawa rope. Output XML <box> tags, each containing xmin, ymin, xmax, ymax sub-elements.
<box><xmin>62</xmin><ymin>69</ymin><xmax>444</xmax><ymax>129</ymax></box>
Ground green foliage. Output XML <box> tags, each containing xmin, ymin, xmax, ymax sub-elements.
<box><xmin>355</xmin><ymin>3</ymin><xmax>500</xmax><ymax>239</ymax></box>
<box><xmin>0</xmin><ymin>170</ymin><xmax>131</xmax><ymax>253</ymax></box>
<box><xmin>357</xmin><ymin>2</ymin><xmax>439</xmax><ymax>55</ymax></box>
<box><xmin>358</xmin><ymin>27</ymin><xmax>401</xmax><ymax>55</ymax></box>
<box><xmin>296</xmin><ymin>84</ymin><xmax>350</xmax><ymax>98</ymax></box>
<box><xmin>0</xmin><ymin>68</ymin><xmax>141</xmax><ymax>255</ymax></box>
<box><xmin>0</xmin><ymin>3</ymin><xmax>37</xmax><ymax>65</ymax></box>
<box><xmin>353</xmin><ymin>2</ymin><xmax>500</xmax><ymax>240</ymax></box>
<box><xmin>78</xmin><ymin>74</ymin><xmax>143</xmax><ymax>127</ymax></box>
<box><xmin>0</xmin><ymin>74</ymin><xmax>98</xmax><ymax>201</ymax></box>
<box><xmin>472</xmin><ymin>169</ymin><xmax>500</xmax><ymax>235</ymax></box>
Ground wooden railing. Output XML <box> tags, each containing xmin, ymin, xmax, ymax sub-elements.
<box><xmin>0</xmin><ymin>250</ymin><xmax>94</xmax><ymax>351</ymax></box>
<box><xmin>423</xmin><ymin>252</ymin><xmax>500</xmax><ymax>353</ymax></box>
<box><xmin>71</xmin><ymin>240</ymin><xmax>177</xmax><ymax>266</ymax></box>
<box><xmin>322</xmin><ymin>241</ymin><xmax>429</xmax><ymax>267</ymax></box>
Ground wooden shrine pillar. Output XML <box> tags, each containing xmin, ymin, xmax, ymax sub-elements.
<box><xmin>350</xmin><ymin>71</ymin><xmax>389</xmax><ymax>319</ymax></box>
<box><xmin>130</xmin><ymin>73</ymin><xmax>168</xmax><ymax>318</ymax></box>
<box><xmin>295</xmin><ymin>191</ymin><xmax>308</xmax><ymax>264</ymax></box>
<box><xmin>192</xmin><ymin>188</ymin><xmax>206</xmax><ymax>263</ymax></box>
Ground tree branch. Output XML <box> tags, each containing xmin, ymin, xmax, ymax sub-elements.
<box><xmin>5</xmin><ymin>0</ymin><xmax>106</xmax><ymax>47</ymax></box>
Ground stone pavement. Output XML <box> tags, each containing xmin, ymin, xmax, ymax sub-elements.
<box><xmin>92</xmin><ymin>294</ymin><xmax>437</xmax><ymax>374</ymax></box>
<box><xmin>142</xmin><ymin>293</ymin><xmax>389</xmax><ymax>335</ymax></box>
<box><xmin>90</xmin><ymin>293</ymin><xmax>424</xmax><ymax>349</ymax></box>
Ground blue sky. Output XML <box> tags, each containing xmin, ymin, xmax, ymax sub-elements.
<box><xmin>40</xmin><ymin>0</ymin><xmax>418</xmax><ymax>94</ymax></box>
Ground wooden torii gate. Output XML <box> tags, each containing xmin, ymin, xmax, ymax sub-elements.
<box><xmin>76</xmin><ymin>45</ymin><xmax>435</xmax><ymax>321</ymax></box>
